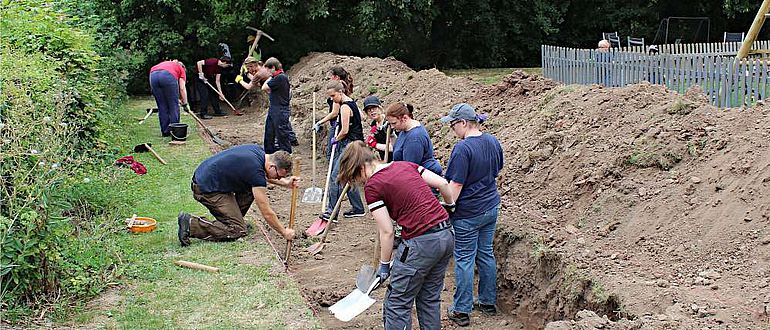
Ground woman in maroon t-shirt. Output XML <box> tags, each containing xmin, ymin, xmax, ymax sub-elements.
<box><xmin>337</xmin><ymin>141</ymin><xmax>456</xmax><ymax>330</ymax></box>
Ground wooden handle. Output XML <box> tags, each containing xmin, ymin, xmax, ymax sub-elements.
<box><xmin>321</xmin><ymin>126</ymin><xmax>340</xmax><ymax>212</ymax></box>
<box><xmin>126</xmin><ymin>214</ymin><xmax>138</xmax><ymax>228</ymax></box>
<box><xmin>318</xmin><ymin>183</ymin><xmax>349</xmax><ymax>244</ymax></box>
<box><xmin>312</xmin><ymin>93</ymin><xmax>317</xmax><ymax>186</ymax></box>
<box><xmin>138</xmin><ymin>110</ymin><xmax>153</xmax><ymax>124</ymax></box>
<box><xmin>285</xmin><ymin>157</ymin><xmax>301</xmax><ymax>264</ymax></box>
<box><xmin>144</xmin><ymin>143</ymin><xmax>167</xmax><ymax>165</ymax></box>
<box><xmin>205</xmin><ymin>81</ymin><xmax>238</xmax><ymax>113</ymax></box>
<box><xmin>384</xmin><ymin>126</ymin><xmax>392</xmax><ymax>163</ymax></box>
<box><xmin>174</xmin><ymin>260</ymin><xmax>219</xmax><ymax>272</ymax></box>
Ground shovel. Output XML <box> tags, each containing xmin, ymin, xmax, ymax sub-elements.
<box><xmin>284</xmin><ymin>157</ymin><xmax>301</xmax><ymax>266</ymax></box>
<box><xmin>187</xmin><ymin>108</ymin><xmax>231</xmax><ymax>147</ymax></box>
<box><xmin>302</xmin><ymin>92</ymin><xmax>323</xmax><ymax>203</ymax></box>
<box><xmin>307</xmin><ymin>183</ymin><xmax>349</xmax><ymax>255</ymax></box>
<box><xmin>356</xmin><ymin>229</ymin><xmax>381</xmax><ymax>293</ymax></box>
<box><xmin>204</xmin><ymin>81</ymin><xmax>243</xmax><ymax>116</ymax></box>
<box><xmin>329</xmin><ymin>275</ymin><xmax>380</xmax><ymax>322</ymax></box>
<box><xmin>137</xmin><ymin>108</ymin><xmax>156</xmax><ymax>124</ymax></box>
<box><xmin>134</xmin><ymin>143</ymin><xmax>167</xmax><ymax>165</ymax></box>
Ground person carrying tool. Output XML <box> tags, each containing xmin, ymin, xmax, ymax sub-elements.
<box><xmin>149</xmin><ymin>59</ymin><xmax>189</xmax><ymax>137</ymax></box>
<box><xmin>362</xmin><ymin>95</ymin><xmax>394</xmax><ymax>161</ymax></box>
<box><xmin>313</xmin><ymin>66</ymin><xmax>354</xmax><ymax>158</ymax></box>
<box><xmin>177</xmin><ymin>144</ymin><xmax>298</xmax><ymax>246</ymax></box>
<box><xmin>440</xmin><ymin>103</ymin><xmax>504</xmax><ymax>327</ymax></box>
<box><xmin>318</xmin><ymin>80</ymin><xmax>366</xmax><ymax>220</ymax></box>
<box><xmin>386</xmin><ymin>103</ymin><xmax>442</xmax><ymax>175</ymax></box>
<box><xmin>195</xmin><ymin>56</ymin><xmax>232</xmax><ymax>119</ymax></box>
<box><xmin>261</xmin><ymin>57</ymin><xmax>299</xmax><ymax>153</ymax></box>
<box><xmin>235</xmin><ymin>57</ymin><xmax>269</xmax><ymax>90</ymax></box>
<box><xmin>337</xmin><ymin>140</ymin><xmax>455</xmax><ymax>330</ymax></box>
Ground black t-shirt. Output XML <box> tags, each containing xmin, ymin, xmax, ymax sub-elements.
<box><xmin>338</xmin><ymin>100</ymin><xmax>364</xmax><ymax>141</ymax></box>
<box><xmin>193</xmin><ymin>144</ymin><xmax>267</xmax><ymax>193</ymax></box>
<box><xmin>267</xmin><ymin>73</ymin><xmax>290</xmax><ymax>111</ymax></box>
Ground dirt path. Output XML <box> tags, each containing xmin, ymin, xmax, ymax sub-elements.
<box><xmin>201</xmin><ymin>103</ymin><xmax>523</xmax><ymax>329</ymax></box>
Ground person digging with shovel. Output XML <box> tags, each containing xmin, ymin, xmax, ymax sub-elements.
<box><xmin>177</xmin><ymin>145</ymin><xmax>298</xmax><ymax>246</ymax></box>
<box><xmin>195</xmin><ymin>56</ymin><xmax>232</xmax><ymax>119</ymax></box>
<box><xmin>337</xmin><ymin>140</ymin><xmax>456</xmax><ymax>330</ymax></box>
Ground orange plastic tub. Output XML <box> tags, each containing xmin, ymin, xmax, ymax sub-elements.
<box><xmin>128</xmin><ymin>217</ymin><xmax>157</xmax><ymax>233</ymax></box>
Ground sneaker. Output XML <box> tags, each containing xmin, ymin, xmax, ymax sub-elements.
<box><xmin>177</xmin><ymin>212</ymin><xmax>191</xmax><ymax>247</ymax></box>
<box><xmin>473</xmin><ymin>303</ymin><xmax>498</xmax><ymax>316</ymax></box>
<box><xmin>343</xmin><ymin>210</ymin><xmax>366</xmax><ymax>218</ymax></box>
<box><xmin>199</xmin><ymin>114</ymin><xmax>213</xmax><ymax>119</ymax></box>
<box><xmin>447</xmin><ymin>309</ymin><xmax>470</xmax><ymax>327</ymax></box>
<box><xmin>212</xmin><ymin>112</ymin><xmax>227</xmax><ymax>116</ymax></box>
<box><xmin>320</xmin><ymin>212</ymin><xmax>331</xmax><ymax>221</ymax></box>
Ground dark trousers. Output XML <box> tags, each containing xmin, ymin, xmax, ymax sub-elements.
<box><xmin>196</xmin><ymin>77</ymin><xmax>223</xmax><ymax>116</ymax></box>
<box><xmin>264</xmin><ymin>108</ymin><xmax>293</xmax><ymax>154</ymax></box>
<box><xmin>149</xmin><ymin>70</ymin><xmax>180</xmax><ymax>135</ymax></box>
<box><xmin>189</xmin><ymin>182</ymin><xmax>254</xmax><ymax>241</ymax></box>
<box><xmin>384</xmin><ymin>228</ymin><xmax>454</xmax><ymax>330</ymax></box>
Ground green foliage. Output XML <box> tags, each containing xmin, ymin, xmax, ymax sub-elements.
<box><xmin>0</xmin><ymin>0</ymin><xmax>129</xmax><ymax>322</ymax></box>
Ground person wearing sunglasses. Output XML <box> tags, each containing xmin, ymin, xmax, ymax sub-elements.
<box><xmin>177</xmin><ymin>145</ymin><xmax>299</xmax><ymax>246</ymax></box>
<box><xmin>440</xmin><ymin>103</ymin><xmax>504</xmax><ymax>327</ymax></box>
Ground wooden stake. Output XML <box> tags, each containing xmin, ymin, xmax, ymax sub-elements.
<box><xmin>174</xmin><ymin>260</ymin><xmax>219</xmax><ymax>272</ymax></box>
<box><xmin>285</xmin><ymin>157</ymin><xmax>301</xmax><ymax>265</ymax></box>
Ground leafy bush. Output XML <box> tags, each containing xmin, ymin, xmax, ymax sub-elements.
<box><xmin>1</xmin><ymin>0</ymin><xmax>129</xmax><ymax>322</ymax></box>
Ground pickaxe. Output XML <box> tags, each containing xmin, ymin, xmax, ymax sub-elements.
<box><xmin>245</xmin><ymin>27</ymin><xmax>275</xmax><ymax>59</ymax></box>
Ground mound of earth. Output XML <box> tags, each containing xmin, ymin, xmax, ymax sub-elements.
<box><xmin>207</xmin><ymin>52</ymin><xmax>769</xmax><ymax>329</ymax></box>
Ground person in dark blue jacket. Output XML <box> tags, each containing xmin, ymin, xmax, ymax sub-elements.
<box><xmin>440</xmin><ymin>103</ymin><xmax>504</xmax><ymax>327</ymax></box>
<box><xmin>385</xmin><ymin>103</ymin><xmax>442</xmax><ymax>175</ymax></box>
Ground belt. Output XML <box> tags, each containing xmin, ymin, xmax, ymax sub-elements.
<box><xmin>421</xmin><ymin>220</ymin><xmax>451</xmax><ymax>236</ymax></box>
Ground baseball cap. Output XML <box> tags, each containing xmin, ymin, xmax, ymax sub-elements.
<box><xmin>363</xmin><ymin>95</ymin><xmax>382</xmax><ymax>110</ymax></box>
<box><xmin>440</xmin><ymin>103</ymin><xmax>478</xmax><ymax>123</ymax></box>
<box><xmin>244</xmin><ymin>56</ymin><xmax>259</xmax><ymax>64</ymax></box>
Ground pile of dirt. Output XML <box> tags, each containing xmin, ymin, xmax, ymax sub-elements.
<box><xmin>205</xmin><ymin>52</ymin><xmax>769</xmax><ymax>329</ymax></box>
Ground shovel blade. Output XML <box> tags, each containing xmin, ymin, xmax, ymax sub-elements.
<box><xmin>301</xmin><ymin>187</ymin><xmax>323</xmax><ymax>203</ymax></box>
<box><xmin>305</xmin><ymin>218</ymin><xmax>328</xmax><ymax>237</ymax></box>
<box><xmin>356</xmin><ymin>265</ymin><xmax>377</xmax><ymax>293</ymax></box>
<box><xmin>307</xmin><ymin>242</ymin><xmax>325</xmax><ymax>255</ymax></box>
<box><xmin>329</xmin><ymin>289</ymin><xmax>376</xmax><ymax>322</ymax></box>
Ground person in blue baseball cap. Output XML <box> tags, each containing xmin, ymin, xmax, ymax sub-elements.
<box><xmin>441</xmin><ymin>103</ymin><xmax>504</xmax><ymax>327</ymax></box>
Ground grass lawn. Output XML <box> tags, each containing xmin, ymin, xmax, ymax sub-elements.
<box><xmin>68</xmin><ymin>98</ymin><xmax>318</xmax><ymax>329</ymax></box>
<box><xmin>443</xmin><ymin>67</ymin><xmax>543</xmax><ymax>84</ymax></box>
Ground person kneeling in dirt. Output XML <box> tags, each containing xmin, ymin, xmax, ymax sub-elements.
<box><xmin>177</xmin><ymin>145</ymin><xmax>298</xmax><ymax>246</ymax></box>
<box><xmin>441</xmin><ymin>103</ymin><xmax>504</xmax><ymax>327</ymax></box>
<box><xmin>338</xmin><ymin>141</ymin><xmax>456</xmax><ymax>330</ymax></box>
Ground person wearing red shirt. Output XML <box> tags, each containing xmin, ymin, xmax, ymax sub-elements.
<box><xmin>337</xmin><ymin>141</ymin><xmax>456</xmax><ymax>330</ymax></box>
<box><xmin>149</xmin><ymin>60</ymin><xmax>189</xmax><ymax>136</ymax></box>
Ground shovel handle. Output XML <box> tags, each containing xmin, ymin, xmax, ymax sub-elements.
<box><xmin>312</xmin><ymin>92</ymin><xmax>317</xmax><ymax>186</ymax></box>
<box><xmin>205</xmin><ymin>81</ymin><xmax>238</xmax><ymax>113</ymax></box>
<box><xmin>174</xmin><ymin>260</ymin><xmax>219</xmax><ymax>272</ymax></box>
<box><xmin>384</xmin><ymin>127</ymin><xmax>392</xmax><ymax>163</ymax></box>
<box><xmin>318</xmin><ymin>183</ymin><xmax>350</xmax><ymax>244</ymax></box>
<box><xmin>285</xmin><ymin>157</ymin><xmax>301</xmax><ymax>264</ymax></box>
<box><xmin>138</xmin><ymin>110</ymin><xmax>153</xmax><ymax>124</ymax></box>
<box><xmin>321</xmin><ymin>126</ymin><xmax>340</xmax><ymax>213</ymax></box>
<box><xmin>144</xmin><ymin>143</ymin><xmax>167</xmax><ymax>165</ymax></box>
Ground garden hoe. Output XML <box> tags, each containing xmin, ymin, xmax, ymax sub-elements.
<box><xmin>302</xmin><ymin>92</ymin><xmax>323</xmax><ymax>204</ymax></box>
<box><xmin>204</xmin><ymin>81</ymin><xmax>243</xmax><ymax>116</ymax></box>
<box><xmin>187</xmin><ymin>108</ymin><xmax>231</xmax><ymax>147</ymax></box>
<box><xmin>133</xmin><ymin>143</ymin><xmax>167</xmax><ymax>165</ymax></box>
<box><xmin>284</xmin><ymin>157</ymin><xmax>301</xmax><ymax>266</ymax></box>
<box><xmin>307</xmin><ymin>183</ymin><xmax>349</xmax><ymax>255</ymax></box>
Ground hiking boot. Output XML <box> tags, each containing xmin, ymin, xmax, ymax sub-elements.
<box><xmin>177</xmin><ymin>212</ymin><xmax>191</xmax><ymax>247</ymax></box>
<box><xmin>447</xmin><ymin>309</ymin><xmax>470</xmax><ymax>327</ymax></box>
<box><xmin>473</xmin><ymin>303</ymin><xmax>498</xmax><ymax>315</ymax></box>
<box><xmin>343</xmin><ymin>210</ymin><xmax>366</xmax><ymax>218</ymax></box>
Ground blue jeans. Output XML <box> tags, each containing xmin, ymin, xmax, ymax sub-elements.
<box><xmin>149</xmin><ymin>70</ymin><xmax>180</xmax><ymax>135</ymax></box>
<box><xmin>264</xmin><ymin>108</ymin><xmax>293</xmax><ymax>154</ymax></box>
<box><xmin>325</xmin><ymin>139</ymin><xmax>364</xmax><ymax>215</ymax></box>
<box><xmin>450</xmin><ymin>204</ymin><xmax>499</xmax><ymax>314</ymax></box>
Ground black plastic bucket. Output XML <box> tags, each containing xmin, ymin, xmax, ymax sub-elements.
<box><xmin>169</xmin><ymin>123</ymin><xmax>188</xmax><ymax>141</ymax></box>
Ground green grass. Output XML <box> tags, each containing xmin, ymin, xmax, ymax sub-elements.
<box><xmin>443</xmin><ymin>67</ymin><xmax>543</xmax><ymax>84</ymax></box>
<box><xmin>68</xmin><ymin>98</ymin><xmax>318</xmax><ymax>329</ymax></box>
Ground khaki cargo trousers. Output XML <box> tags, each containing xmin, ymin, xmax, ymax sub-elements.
<box><xmin>189</xmin><ymin>181</ymin><xmax>254</xmax><ymax>241</ymax></box>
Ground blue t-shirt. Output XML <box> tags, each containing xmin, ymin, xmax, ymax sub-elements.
<box><xmin>392</xmin><ymin>125</ymin><xmax>442</xmax><ymax>175</ymax></box>
<box><xmin>193</xmin><ymin>144</ymin><xmax>267</xmax><ymax>193</ymax></box>
<box><xmin>267</xmin><ymin>73</ymin><xmax>290</xmax><ymax>111</ymax></box>
<box><xmin>445</xmin><ymin>133</ymin><xmax>503</xmax><ymax>219</ymax></box>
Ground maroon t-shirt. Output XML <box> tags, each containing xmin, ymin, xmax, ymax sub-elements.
<box><xmin>198</xmin><ymin>58</ymin><xmax>221</xmax><ymax>78</ymax></box>
<box><xmin>364</xmin><ymin>161</ymin><xmax>448</xmax><ymax>240</ymax></box>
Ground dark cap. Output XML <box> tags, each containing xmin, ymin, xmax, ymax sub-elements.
<box><xmin>219</xmin><ymin>56</ymin><xmax>232</xmax><ymax>63</ymax></box>
<box><xmin>363</xmin><ymin>95</ymin><xmax>382</xmax><ymax>110</ymax></box>
<box><xmin>440</xmin><ymin>103</ymin><xmax>478</xmax><ymax>123</ymax></box>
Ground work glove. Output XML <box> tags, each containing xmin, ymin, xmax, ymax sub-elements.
<box><xmin>370</xmin><ymin>125</ymin><xmax>378</xmax><ymax>134</ymax></box>
<box><xmin>312</xmin><ymin>122</ymin><xmax>322</xmax><ymax>133</ymax></box>
<box><xmin>377</xmin><ymin>260</ymin><xmax>391</xmax><ymax>283</ymax></box>
<box><xmin>240</xmin><ymin>64</ymin><xmax>247</xmax><ymax>76</ymax></box>
<box><xmin>235</xmin><ymin>75</ymin><xmax>243</xmax><ymax>83</ymax></box>
<box><xmin>330</xmin><ymin>137</ymin><xmax>339</xmax><ymax>146</ymax></box>
<box><xmin>181</xmin><ymin>103</ymin><xmax>191</xmax><ymax>113</ymax></box>
<box><xmin>198</xmin><ymin>72</ymin><xmax>205</xmax><ymax>81</ymax></box>
<box><xmin>440</xmin><ymin>202</ymin><xmax>456</xmax><ymax>214</ymax></box>
<box><xmin>366</xmin><ymin>135</ymin><xmax>377</xmax><ymax>148</ymax></box>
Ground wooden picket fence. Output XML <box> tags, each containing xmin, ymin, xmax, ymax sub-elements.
<box><xmin>542</xmin><ymin>42</ymin><xmax>770</xmax><ymax>108</ymax></box>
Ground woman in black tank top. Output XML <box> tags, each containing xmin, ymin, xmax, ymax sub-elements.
<box><xmin>338</xmin><ymin>100</ymin><xmax>364</xmax><ymax>142</ymax></box>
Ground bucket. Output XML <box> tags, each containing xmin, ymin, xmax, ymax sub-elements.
<box><xmin>169</xmin><ymin>123</ymin><xmax>188</xmax><ymax>141</ymax></box>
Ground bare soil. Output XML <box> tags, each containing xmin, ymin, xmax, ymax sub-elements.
<box><xmin>200</xmin><ymin>52</ymin><xmax>770</xmax><ymax>329</ymax></box>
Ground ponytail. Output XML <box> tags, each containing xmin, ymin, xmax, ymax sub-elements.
<box><xmin>330</xmin><ymin>66</ymin><xmax>354</xmax><ymax>95</ymax></box>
